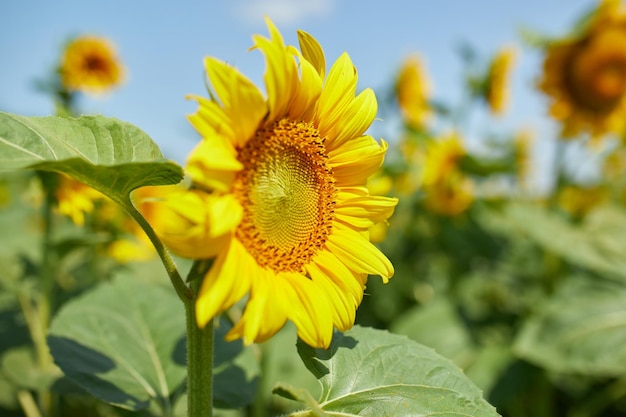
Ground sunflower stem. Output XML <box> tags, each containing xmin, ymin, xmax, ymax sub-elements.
<box><xmin>122</xmin><ymin>199</ymin><xmax>191</xmax><ymax>302</ymax></box>
<box><xmin>185</xmin><ymin>276</ymin><xmax>214</xmax><ymax>417</ymax></box>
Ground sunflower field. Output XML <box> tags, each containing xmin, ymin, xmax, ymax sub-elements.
<box><xmin>2</xmin><ymin>1</ymin><xmax>626</xmax><ymax>417</ymax></box>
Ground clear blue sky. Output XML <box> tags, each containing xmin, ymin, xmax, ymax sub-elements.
<box><xmin>1</xmin><ymin>0</ymin><xmax>595</xmax><ymax>189</ymax></box>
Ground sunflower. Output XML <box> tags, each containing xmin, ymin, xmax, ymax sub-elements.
<box><xmin>485</xmin><ymin>46</ymin><xmax>517</xmax><ymax>115</ymax></box>
<box><xmin>395</xmin><ymin>54</ymin><xmax>432</xmax><ymax>130</ymax></box>
<box><xmin>424</xmin><ymin>174</ymin><xmax>474</xmax><ymax>217</ymax></box>
<box><xmin>60</xmin><ymin>35</ymin><xmax>124</xmax><ymax>95</ymax></box>
<box><xmin>141</xmin><ymin>19</ymin><xmax>397</xmax><ymax>348</ymax></box>
<box><xmin>55</xmin><ymin>174</ymin><xmax>105</xmax><ymax>226</ymax></box>
<box><xmin>538</xmin><ymin>0</ymin><xmax>626</xmax><ymax>138</ymax></box>
<box><xmin>421</xmin><ymin>133</ymin><xmax>466</xmax><ymax>187</ymax></box>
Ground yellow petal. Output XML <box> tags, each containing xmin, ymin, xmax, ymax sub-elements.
<box><xmin>253</xmin><ymin>18</ymin><xmax>298</xmax><ymax>122</ymax></box>
<box><xmin>305</xmin><ymin>262</ymin><xmax>356</xmax><ymax>331</ymax></box>
<box><xmin>315</xmin><ymin>53</ymin><xmax>358</xmax><ymax>139</ymax></box>
<box><xmin>297</xmin><ymin>30</ymin><xmax>326</xmax><ymax>79</ymax></box>
<box><xmin>195</xmin><ymin>238</ymin><xmax>255</xmax><ymax>328</ymax></box>
<box><xmin>204</xmin><ymin>57</ymin><xmax>266</xmax><ymax>147</ymax></box>
<box><xmin>288</xmin><ymin>57</ymin><xmax>323</xmax><ymax>121</ymax></box>
<box><xmin>186</xmin><ymin>136</ymin><xmax>243</xmax><ymax>192</ymax></box>
<box><xmin>281</xmin><ymin>272</ymin><xmax>334</xmax><ymax>348</ymax></box>
<box><xmin>226</xmin><ymin>267</ymin><xmax>288</xmax><ymax>344</ymax></box>
<box><xmin>329</xmin><ymin>138</ymin><xmax>388</xmax><ymax>186</ymax></box>
<box><xmin>207</xmin><ymin>194</ymin><xmax>243</xmax><ymax>237</ymax></box>
<box><xmin>312</xmin><ymin>249</ymin><xmax>365</xmax><ymax>306</ymax></box>
<box><xmin>335</xmin><ymin>195</ymin><xmax>398</xmax><ymax>229</ymax></box>
<box><xmin>326</xmin><ymin>88</ymin><xmax>378</xmax><ymax>150</ymax></box>
<box><xmin>186</xmin><ymin>95</ymin><xmax>234</xmax><ymax>140</ymax></box>
<box><xmin>326</xmin><ymin>223</ymin><xmax>394</xmax><ymax>281</ymax></box>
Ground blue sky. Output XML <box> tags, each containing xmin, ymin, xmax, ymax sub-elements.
<box><xmin>1</xmin><ymin>0</ymin><xmax>595</xmax><ymax>189</ymax></box>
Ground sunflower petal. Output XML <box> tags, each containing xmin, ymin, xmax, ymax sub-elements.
<box><xmin>297</xmin><ymin>30</ymin><xmax>326</xmax><ymax>79</ymax></box>
<box><xmin>186</xmin><ymin>136</ymin><xmax>242</xmax><ymax>192</ymax></box>
<box><xmin>288</xmin><ymin>57</ymin><xmax>323</xmax><ymax>121</ymax></box>
<box><xmin>195</xmin><ymin>239</ymin><xmax>255</xmax><ymax>328</ymax></box>
<box><xmin>326</xmin><ymin>88</ymin><xmax>378</xmax><ymax>150</ymax></box>
<box><xmin>312</xmin><ymin>249</ymin><xmax>365</xmax><ymax>306</ymax></box>
<box><xmin>326</xmin><ymin>223</ymin><xmax>394</xmax><ymax>281</ymax></box>
<box><xmin>329</xmin><ymin>137</ymin><xmax>388</xmax><ymax>186</ymax></box>
<box><xmin>204</xmin><ymin>57</ymin><xmax>266</xmax><ymax>146</ymax></box>
<box><xmin>226</xmin><ymin>268</ymin><xmax>288</xmax><ymax>344</ymax></box>
<box><xmin>315</xmin><ymin>53</ymin><xmax>358</xmax><ymax>139</ymax></box>
<box><xmin>335</xmin><ymin>195</ymin><xmax>398</xmax><ymax>229</ymax></box>
<box><xmin>305</xmin><ymin>262</ymin><xmax>356</xmax><ymax>331</ymax></box>
<box><xmin>281</xmin><ymin>272</ymin><xmax>334</xmax><ymax>348</ymax></box>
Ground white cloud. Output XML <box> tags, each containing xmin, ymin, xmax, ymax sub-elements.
<box><xmin>235</xmin><ymin>0</ymin><xmax>335</xmax><ymax>26</ymax></box>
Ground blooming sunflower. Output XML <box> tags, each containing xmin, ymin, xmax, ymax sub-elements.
<box><xmin>144</xmin><ymin>19</ymin><xmax>397</xmax><ymax>348</ymax></box>
<box><xmin>485</xmin><ymin>46</ymin><xmax>517</xmax><ymax>115</ymax></box>
<box><xmin>537</xmin><ymin>0</ymin><xmax>626</xmax><ymax>138</ymax></box>
<box><xmin>60</xmin><ymin>35</ymin><xmax>124</xmax><ymax>95</ymax></box>
<box><xmin>395</xmin><ymin>54</ymin><xmax>432</xmax><ymax>130</ymax></box>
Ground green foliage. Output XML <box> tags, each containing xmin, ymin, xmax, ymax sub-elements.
<box><xmin>0</xmin><ymin>112</ymin><xmax>184</xmax><ymax>204</ymax></box>
<box><xmin>276</xmin><ymin>326</ymin><xmax>499</xmax><ymax>417</ymax></box>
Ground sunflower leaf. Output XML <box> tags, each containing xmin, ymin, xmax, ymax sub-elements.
<box><xmin>47</xmin><ymin>273</ymin><xmax>188</xmax><ymax>411</ymax></box>
<box><xmin>291</xmin><ymin>325</ymin><xmax>500</xmax><ymax>417</ymax></box>
<box><xmin>47</xmin><ymin>272</ymin><xmax>259</xmax><ymax>412</ymax></box>
<box><xmin>0</xmin><ymin>111</ymin><xmax>183</xmax><ymax>202</ymax></box>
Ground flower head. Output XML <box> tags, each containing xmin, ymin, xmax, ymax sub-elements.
<box><xmin>60</xmin><ymin>35</ymin><xmax>125</xmax><ymax>95</ymax></box>
<box><xmin>142</xmin><ymin>19</ymin><xmax>397</xmax><ymax>348</ymax></box>
<box><xmin>537</xmin><ymin>0</ymin><xmax>626</xmax><ymax>138</ymax></box>
<box><xmin>395</xmin><ymin>54</ymin><xmax>432</xmax><ymax>130</ymax></box>
<box><xmin>485</xmin><ymin>46</ymin><xmax>517</xmax><ymax>115</ymax></box>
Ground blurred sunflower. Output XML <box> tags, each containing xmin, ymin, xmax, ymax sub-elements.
<box><xmin>485</xmin><ymin>46</ymin><xmax>517</xmax><ymax>115</ymax></box>
<box><xmin>421</xmin><ymin>134</ymin><xmax>474</xmax><ymax>216</ymax></box>
<box><xmin>421</xmin><ymin>133</ymin><xmax>466</xmax><ymax>187</ymax></box>
<box><xmin>55</xmin><ymin>174</ymin><xmax>105</xmax><ymax>226</ymax></box>
<box><xmin>60</xmin><ymin>35</ymin><xmax>125</xmax><ymax>95</ymax></box>
<box><xmin>424</xmin><ymin>174</ymin><xmax>474</xmax><ymax>217</ymax></box>
<box><xmin>538</xmin><ymin>0</ymin><xmax>626</xmax><ymax>138</ymax></box>
<box><xmin>139</xmin><ymin>19</ymin><xmax>397</xmax><ymax>348</ymax></box>
<box><xmin>395</xmin><ymin>54</ymin><xmax>432</xmax><ymax>130</ymax></box>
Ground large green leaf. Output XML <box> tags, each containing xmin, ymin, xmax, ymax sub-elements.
<box><xmin>48</xmin><ymin>272</ymin><xmax>259</xmax><ymax>412</ymax></box>
<box><xmin>277</xmin><ymin>326</ymin><xmax>500</xmax><ymax>417</ymax></box>
<box><xmin>514</xmin><ymin>279</ymin><xmax>626</xmax><ymax>377</ymax></box>
<box><xmin>47</xmin><ymin>274</ymin><xmax>187</xmax><ymax>412</ymax></box>
<box><xmin>0</xmin><ymin>112</ymin><xmax>183</xmax><ymax>202</ymax></box>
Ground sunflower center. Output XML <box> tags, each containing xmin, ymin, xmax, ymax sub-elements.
<box><xmin>83</xmin><ymin>54</ymin><xmax>108</xmax><ymax>73</ymax></box>
<box><xmin>233</xmin><ymin>118</ymin><xmax>336</xmax><ymax>273</ymax></box>
<box><xmin>568</xmin><ymin>29</ymin><xmax>626</xmax><ymax>112</ymax></box>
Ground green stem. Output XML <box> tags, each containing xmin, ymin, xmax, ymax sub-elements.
<box><xmin>123</xmin><ymin>200</ymin><xmax>191</xmax><ymax>302</ymax></box>
<box><xmin>185</xmin><ymin>277</ymin><xmax>214</xmax><ymax>417</ymax></box>
<box><xmin>35</xmin><ymin>172</ymin><xmax>58</xmax><ymax>417</ymax></box>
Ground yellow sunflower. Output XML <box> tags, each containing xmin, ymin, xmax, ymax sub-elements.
<box><xmin>486</xmin><ymin>46</ymin><xmax>517</xmax><ymax>115</ymax></box>
<box><xmin>55</xmin><ymin>174</ymin><xmax>105</xmax><ymax>226</ymax></box>
<box><xmin>395</xmin><ymin>54</ymin><xmax>432</xmax><ymax>130</ymax></box>
<box><xmin>421</xmin><ymin>133</ymin><xmax>466</xmax><ymax>187</ymax></box>
<box><xmin>424</xmin><ymin>174</ymin><xmax>474</xmax><ymax>217</ymax></box>
<box><xmin>142</xmin><ymin>19</ymin><xmax>397</xmax><ymax>348</ymax></box>
<box><xmin>60</xmin><ymin>35</ymin><xmax>125</xmax><ymax>95</ymax></box>
<box><xmin>538</xmin><ymin>0</ymin><xmax>626</xmax><ymax>138</ymax></box>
